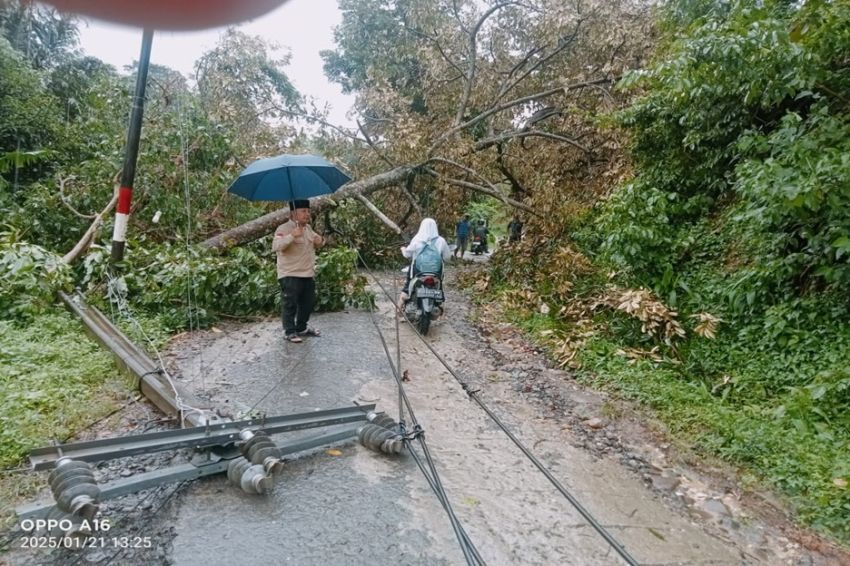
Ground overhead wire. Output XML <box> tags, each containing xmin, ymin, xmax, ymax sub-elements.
<box><xmin>406</xmin><ymin>446</ymin><xmax>484</xmax><ymax>564</ymax></box>
<box><xmin>93</xmin><ymin>88</ymin><xmax>218</xmax><ymax>425</ymax></box>
<box><xmin>175</xmin><ymin>92</ymin><xmax>211</xmax><ymax>399</ymax></box>
<box><xmin>104</xmin><ymin>272</ymin><xmax>210</xmax><ymax>423</ymax></box>
<box><xmin>394</xmin><ymin>272</ymin><xmax>404</xmax><ymax>428</ymax></box>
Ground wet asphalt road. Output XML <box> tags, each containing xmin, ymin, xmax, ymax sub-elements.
<box><xmin>3</xmin><ymin>260</ymin><xmax>840</xmax><ymax>566</ymax></box>
<box><xmin>163</xmin><ymin>273</ymin><xmax>743</xmax><ymax>566</ymax></box>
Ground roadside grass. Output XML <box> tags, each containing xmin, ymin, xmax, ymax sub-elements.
<box><xmin>0</xmin><ymin>312</ymin><xmax>130</xmax><ymax>524</ymax></box>
<box><xmin>475</xmin><ymin>280</ymin><xmax>850</xmax><ymax>547</ymax></box>
<box><xmin>577</xmin><ymin>337</ymin><xmax>850</xmax><ymax>543</ymax></box>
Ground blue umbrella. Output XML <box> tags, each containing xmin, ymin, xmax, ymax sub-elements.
<box><xmin>228</xmin><ymin>153</ymin><xmax>351</xmax><ymax>202</ymax></box>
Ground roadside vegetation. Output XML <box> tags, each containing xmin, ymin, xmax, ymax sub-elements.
<box><xmin>472</xmin><ymin>0</ymin><xmax>850</xmax><ymax>543</ymax></box>
<box><xmin>0</xmin><ymin>0</ymin><xmax>847</xmax><ymax>548</ymax></box>
<box><xmin>0</xmin><ymin>1</ymin><xmax>371</xmax><ymax>472</ymax></box>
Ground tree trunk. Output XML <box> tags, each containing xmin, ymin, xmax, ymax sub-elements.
<box><xmin>200</xmin><ymin>165</ymin><xmax>414</xmax><ymax>250</ymax></box>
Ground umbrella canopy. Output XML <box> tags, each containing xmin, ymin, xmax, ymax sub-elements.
<box><xmin>228</xmin><ymin>154</ymin><xmax>351</xmax><ymax>202</ymax></box>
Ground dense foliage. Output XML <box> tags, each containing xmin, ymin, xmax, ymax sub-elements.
<box><xmin>0</xmin><ymin>229</ymin><xmax>70</xmax><ymax>319</ymax></box>
<box><xmin>593</xmin><ymin>0</ymin><xmax>850</xmax><ymax>304</ymax></box>
<box><xmin>318</xmin><ymin>0</ymin><xmax>652</xmax><ymax>233</ymax></box>
<box><xmin>482</xmin><ymin>0</ymin><xmax>850</xmax><ymax>543</ymax></box>
<box><xmin>0</xmin><ymin>3</ymin><xmax>372</xmax><ymax>470</ymax></box>
<box><xmin>0</xmin><ymin>2</ymin><xmax>370</xmax><ymax>328</ymax></box>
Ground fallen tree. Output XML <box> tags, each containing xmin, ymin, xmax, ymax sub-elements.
<box><xmin>199</xmin><ymin>0</ymin><xmax>650</xmax><ymax>251</ymax></box>
<box><xmin>200</xmin><ymin>165</ymin><xmax>414</xmax><ymax>250</ymax></box>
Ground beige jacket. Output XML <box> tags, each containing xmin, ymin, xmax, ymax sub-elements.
<box><xmin>272</xmin><ymin>220</ymin><xmax>323</xmax><ymax>278</ymax></box>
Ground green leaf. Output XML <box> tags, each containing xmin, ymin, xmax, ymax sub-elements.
<box><xmin>832</xmin><ymin>237</ymin><xmax>850</xmax><ymax>251</ymax></box>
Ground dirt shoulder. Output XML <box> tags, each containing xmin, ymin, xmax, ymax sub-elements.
<box><xmin>446</xmin><ymin>260</ymin><xmax>850</xmax><ymax>564</ymax></box>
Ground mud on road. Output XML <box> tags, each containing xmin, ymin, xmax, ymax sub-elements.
<box><xmin>4</xmin><ymin>261</ymin><xmax>847</xmax><ymax>565</ymax></box>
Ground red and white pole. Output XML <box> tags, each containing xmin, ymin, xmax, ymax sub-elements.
<box><xmin>111</xmin><ymin>28</ymin><xmax>154</xmax><ymax>263</ymax></box>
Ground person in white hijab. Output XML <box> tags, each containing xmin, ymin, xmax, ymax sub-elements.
<box><xmin>399</xmin><ymin>218</ymin><xmax>451</xmax><ymax>307</ymax></box>
<box><xmin>401</xmin><ymin>218</ymin><xmax>451</xmax><ymax>261</ymax></box>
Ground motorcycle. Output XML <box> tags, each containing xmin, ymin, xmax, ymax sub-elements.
<box><xmin>470</xmin><ymin>235</ymin><xmax>485</xmax><ymax>255</ymax></box>
<box><xmin>402</xmin><ymin>270</ymin><xmax>445</xmax><ymax>336</ymax></box>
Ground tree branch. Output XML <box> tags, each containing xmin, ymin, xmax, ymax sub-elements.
<box><xmin>201</xmin><ymin>165</ymin><xmax>416</xmax><ymax>250</ymax></box>
<box><xmin>499</xmin><ymin>43</ymin><xmax>547</xmax><ymax>80</ymax></box>
<box><xmin>434</xmin><ymin>172</ymin><xmax>537</xmax><ymax>216</ymax></box>
<box><xmin>357</xmin><ymin>119</ymin><xmax>396</xmax><ymax>168</ymax></box>
<box><xmin>62</xmin><ymin>183</ymin><xmax>119</xmax><ymax>264</ymax></box>
<box><xmin>451</xmin><ymin>0</ymin><xmax>469</xmax><ymax>35</ymax></box>
<box><xmin>427</xmin><ymin>156</ymin><xmax>502</xmax><ymax>193</ymax></box>
<box><xmin>495</xmin><ymin>19</ymin><xmax>584</xmax><ymax>103</ymax></box>
<box><xmin>424</xmin><ymin>159</ymin><xmax>536</xmax><ymax>215</ymax></box>
<box><xmin>355</xmin><ymin>194</ymin><xmax>402</xmax><ymax>234</ymax></box>
<box><xmin>455</xmin><ymin>2</ymin><xmax>516</xmax><ymax>125</ymax></box>
<box><xmin>265</xmin><ymin>105</ymin><xmax>367</xmax><ymax>143</ymax></box>
<box><xmin>260</xmin><ymin>105</ymin><xmax>401</xmax><ymax>170</ymax></box>
<box><xmin>430</xmin><ymin>77</ymin><xmax>614</xmax><ymax>156</ymax></box>
<box><xmin>405</xmin><ymin>24</ymin><xmax>466</xmax><ymax>77</ymax></box>
<box><xmin>431</xmin><ymin>31</ymin><xmax>466</xmax><ymax>77</ymax></box>
<box><xmin>497</xmin><ymin>142</ymin><xmax>527</xmax><ymax>198</ymax></box>
<box><xmin>402</xmin><ymin>173</ymin><xmax>424</xmax><ymax>218</ymax></box>
<box><xmin>57</xmin><ymin>175</ymin><xmax>96</xmax><ymax>219</ymax></box>
<box><xmin>474</xmin><ymin>129</ymin><xmax>591</xmax><ymax>153</ymax></box>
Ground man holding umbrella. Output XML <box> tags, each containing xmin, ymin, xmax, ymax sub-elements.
<box><xmin>273</xmin><ymin>200</ymin><xmax>323</xmax><ymax>343</ymax></box>
<box><xmin>228</xmin><ymin>153</ymin><xmax>351</xmax><ymax>342</ymax></box>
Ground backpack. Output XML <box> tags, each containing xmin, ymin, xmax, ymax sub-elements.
<box><xmin>414</xmin><ymin>239</ymin><xmax>442</xmax><ymax>273</ymax></box>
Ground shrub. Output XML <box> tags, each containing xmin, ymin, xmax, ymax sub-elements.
<box><xmin>78</xmin><ymin>241</ymin><xmax>374</xmax><ymax>330</ymax></box>
<box><xmin>0</xmin><ymin>229</ymin><xmax>70</xmax><ymax>320</ymax></box>
<box><xmin>314</xmin><ymin>246</ymin><xmax>374</xmax><ymax>311</ymax></box>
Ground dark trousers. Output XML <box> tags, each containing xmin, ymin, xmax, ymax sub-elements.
<box><xmin>279</xmin><ymin>276</ymin><xmax>316</xmax><ymax>336</ymax></box>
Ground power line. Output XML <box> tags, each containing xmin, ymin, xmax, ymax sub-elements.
<box><xmin>354</xmin><ymin>248</ymin><xmax>639</xmax><ymax>565</ymax></box>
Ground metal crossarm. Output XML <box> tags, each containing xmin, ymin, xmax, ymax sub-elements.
<box><xmin>18</xmin><ymin>427</ymin><xmax>361</xmax><ymax>520</ymax></box>
<box><xmin>29</xmin><ymin>405</ymin><xmax>375</xmax><ymax>470</ymax></box>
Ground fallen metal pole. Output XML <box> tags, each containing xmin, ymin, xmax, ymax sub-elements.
<box><xmin>17</xmin><ymin>427</ymin><xmax>360</xmax><ymax>520</ymax></box>
<box><xmin>59</xmin><ymin>291</ymin><xmax>217</xmax><ymax>428</ymax></box>
<box><xmin>29</xmin><ymin>405</ymin><xmax>375</xmax><ymax>470</ymax></box>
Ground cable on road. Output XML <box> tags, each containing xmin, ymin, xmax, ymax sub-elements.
<box><xmin>245</xmin><ymin>338</ymin><xmax>315</xmax><ymax>415</ymax></box>
<box><xmin>393</xmin><ymin>273</ymin><xmax>404</xmax><ymax>434</ymax></box>
<box><xmin>354</xmin><ymin>248</ymin><xmax>639</xmax><ymax>566</ymax></box>
<box><xmin>364</xmin><ymin>295</ymin><xmax>484</xmax><ymax>566</ymax></box>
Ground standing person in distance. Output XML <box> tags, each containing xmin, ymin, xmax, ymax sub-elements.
<box><xmin>454</xmin><ymin>214</ymin><xmax>471</xmax><ymax>259</ymax></box>
<box><xmin>507</xmin><ymin>215</ymin><xmax>523</xmax><ymax>244</ymax></box>
<box><xmin>272</xmin><ymin>200</ymin><xmax>323</xmax><ymax>343</ymax></box>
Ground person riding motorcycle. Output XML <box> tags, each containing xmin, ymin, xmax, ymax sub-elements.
<box><xmin>398</xmin><ymin>218</ymin><xmax>451</xmax><ymax>308</ymax></box>
<box><xmin>472</xmin><ymin>219</ymin><xmax>489</xmax><ymax>254</ymax></box>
